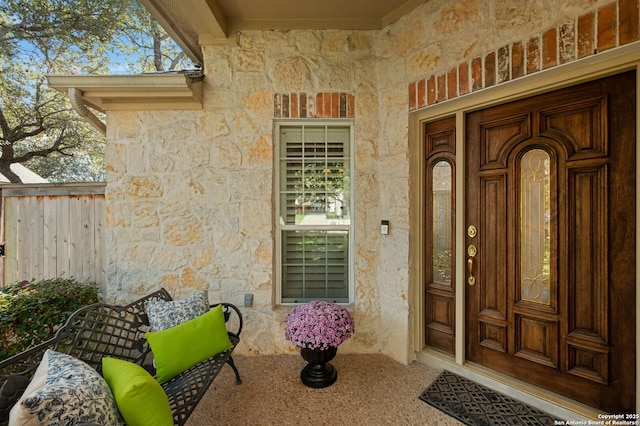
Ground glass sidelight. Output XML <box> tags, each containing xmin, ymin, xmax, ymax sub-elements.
<box><xmin>423</xmin><ymin>115</ymin><xmax>456</xmax><ymax>356</ymax></box>
<box><xmin>432</xmin><ymin>161</ymin><xmax>453</xmax><ymax>284</ymax></box>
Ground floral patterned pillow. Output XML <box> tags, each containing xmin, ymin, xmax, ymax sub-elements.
<box><xmin>145</xmin><ymin>290</ymin><xmax>209</xmax><ymax>331</ymax></box>
<box><xmin>10</xmin><ymin>350</ymin><xmax>124</xmax><ymax>426</ymax></box>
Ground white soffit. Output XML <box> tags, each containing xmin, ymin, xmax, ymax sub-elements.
<box><xmin>46</xmin><ymin>73</ymin><xmax>203</xmax><ymax>112</ymax></box>
<box><xmin>140</xmin><ymin>0</ymin><xmax>428</xmax><ymax>64</ymax></box>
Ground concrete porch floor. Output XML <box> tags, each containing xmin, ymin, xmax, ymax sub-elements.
<box><xmin>186</xmin><ymin>353</ymin><xmax>463</xmax><ymax>425</ymax></box>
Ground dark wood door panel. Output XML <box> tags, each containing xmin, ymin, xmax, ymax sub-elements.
<box><xmin>424</xmin><ymin>116</ymin><xmax>456</xmax><ymax>355</ymax></box>
<box><xmin>567</xmin><ymin>164</ymin><xmax>608</xmax><ymax>342</ymax></box>
<box><xmin>539</xmin><ymin>97</ymin><xmax>608</xmax><ymax>158</ymax></box>
<box><xmin>465</xmin><ymin>71</ymin><xmax>636</xmax><ymax>413</ymax></box>
<box><xmin>478</xmin><ymin>175</ymin><xmax>508</xmax><ymax>319</ymax></box>
<box><xmin>479</xmin><ymin>114</ymin><xmax>531</xmax><ymax>169</ymax></box>
<box><xmin>514</xmin><ymin>314</ymin><xmax>559</xmax><ymax>368</ymax></box>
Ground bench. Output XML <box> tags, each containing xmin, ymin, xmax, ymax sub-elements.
<box><xmin>0</xmin><ymin>288</ymin><xmax>242</xmax><ymax>426</ymax></box>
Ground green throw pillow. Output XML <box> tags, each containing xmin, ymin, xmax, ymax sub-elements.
<box><xmin>146</xmin><ymin>304</ymin><xmax>234</xmax><ymax>384</ymax></box>
<box><xmin>102</xmin><ymin>357</ymin><xmax>173</xmax><ymax>426</ymax></box>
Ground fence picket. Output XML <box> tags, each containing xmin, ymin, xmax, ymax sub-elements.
<box><xmin>0</xmin><ymin>183</ymin><xmax>106</xmax><ymax>287</ymax></box>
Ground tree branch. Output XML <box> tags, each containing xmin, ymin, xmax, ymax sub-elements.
<box><xmin>13</xmin><ymin>127</ymin><xmax>77</xmax><ymax>163</ymax></box>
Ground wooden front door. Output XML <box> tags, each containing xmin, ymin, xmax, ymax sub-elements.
<box><xmin>464</xmin><ymin>71</ymin><xmax>636</xmax><ymax>413</ymax></box>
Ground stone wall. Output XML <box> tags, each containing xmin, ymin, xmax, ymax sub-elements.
<box><xmin>105</xmin><ymin>28</ymin><xmax>391</xmax><ymax>358</ymax></box>
<box><xmin>406</xmin><ymin>0</ymin><xmax>639</xmax><ymax>111</ymax></box>
<box><xmin>104</xmin><ymin>0</ymin><xmax>638</xmax><ymax>364</ymax></box>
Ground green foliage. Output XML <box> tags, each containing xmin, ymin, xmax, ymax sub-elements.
<box><xmin>0</xmin><ymin>0</ymin><xmax>134</xmax><ymax>58</ymax></box>
<box><xmin>110</xmin><ymin>2</ymin><xmax>192</xmax><ymax>73</ymax></box>
<box><xmin>0</xmin><ymin>278</ymin><xmax>101</xmax><ymax>360</ymax></box>
<box><xmin>0</xmin><ymin>0</ymin><xmax>191</xmax><ymax>183</ymax></box>
<box><xmin>0</xmin><ymin>59</ymin><xmax>105</xmax><ymax>182</ymax></box>
<box><xmin>0</xmin><ymin>0</ymin><xmax>132</xmax><ymax>183</ymax></box>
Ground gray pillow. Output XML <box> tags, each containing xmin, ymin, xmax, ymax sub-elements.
<box><xmin>145</xmin><ymin>290</ymin><xmax>209</xmax><ymax>331</ymax></box>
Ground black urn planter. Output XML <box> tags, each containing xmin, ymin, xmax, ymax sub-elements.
<box><xmin>299</xmin><ymin>346</ymin><xmax>338</xmax><ymax>388</ymax></box>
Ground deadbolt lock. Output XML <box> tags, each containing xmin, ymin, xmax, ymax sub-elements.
<box><xmin>467</xmin><ymin>225</ymin><xmax>477</xmax><ymax>238</ymax></box>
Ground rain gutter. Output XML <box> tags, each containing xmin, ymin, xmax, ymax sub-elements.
<box><xmin>67</xmin><ymin>87</ymin><xmax>107</xmax><ymax>136</ymax></box>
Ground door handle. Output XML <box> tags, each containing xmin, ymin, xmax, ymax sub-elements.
<box><xmin>467</xmin><ymin>244</ymin><xmax>477</xmax><ymax>286</ymax></box>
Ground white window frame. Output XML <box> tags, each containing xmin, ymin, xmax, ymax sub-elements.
<box><xmin>274</xmin><ymin>119</ymin><xmax>355</xmax><ymax>305</ymax></box>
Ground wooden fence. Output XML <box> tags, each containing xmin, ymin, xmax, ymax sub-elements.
<box><xmin>0</xmin><ymin>183</ymin><xmax>106</xmax><ymax>287</ymax></box>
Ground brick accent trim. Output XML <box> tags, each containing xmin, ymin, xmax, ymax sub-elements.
<box><xmin>408</xmin><ymin>0</ymin><xmax>640</xmax><ymax>112</ymax></box>
<box><xmin>274</xmin><ymin>92</ymin><xmax>355</xmax><ymax>118</ymax></box>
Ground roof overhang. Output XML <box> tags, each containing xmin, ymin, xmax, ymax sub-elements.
<box><xmin>140</xmin><ymin>0</ymin><xmax>226</xmax><ymax>65</ymax></box>
<box><xmin>139</xmin><ymin>0</ymin><xmax>428</xmax><ymax>65</ymax></box>
<box><xmin>46</xmin><ymin>72</ymin><xmax>203</xmax><ymax>112</ymax></box>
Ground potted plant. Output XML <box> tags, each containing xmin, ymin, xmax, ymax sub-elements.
<box><xmin>285</xmin><ymin>300</ymin><xmax>355</xmax><ymax>388</ymax></box>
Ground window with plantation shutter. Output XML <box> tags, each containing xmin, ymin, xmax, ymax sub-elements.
<box><xmin>276</xmin><ymin>122</ymin><xmax>353</xmax><ymax>303</ymax></box>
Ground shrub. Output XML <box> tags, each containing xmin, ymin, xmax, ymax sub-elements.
<box><xmin>0</xmin><ymin>278</ymin><xmax>101</xmax><ymax>360</ymax></box>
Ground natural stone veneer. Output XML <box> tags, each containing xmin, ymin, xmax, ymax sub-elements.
<box><xmin>105</xmin><ymin>0</ymin><xmax>639</xmax><ymax>364</ymax></box>
<box><xmin>408</xmin><ymin>0</ymin><xmax>639</xmax><ymax>111</ymax></box>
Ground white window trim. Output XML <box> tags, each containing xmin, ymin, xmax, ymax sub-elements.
<box><xmin>274</xmin><ymin>119</ymin><xmax>356</xmax><ymax>305</ymax></box>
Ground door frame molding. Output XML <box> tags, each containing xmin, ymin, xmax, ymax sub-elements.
<box><xmin>409</xmin><ymin>42</ymin><xmax>640</xmax><ymax>419</ymax></box>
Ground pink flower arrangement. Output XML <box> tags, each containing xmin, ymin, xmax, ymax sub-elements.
<box><xmin>285</xmin><ymin>300</ymin><xmax>355</xmax><ymax>350</ymax></box>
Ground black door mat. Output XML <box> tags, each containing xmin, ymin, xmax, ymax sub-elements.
<box><xmin>419</xmin><ymin>371</ymin><xmax>560</xmax><ymax>426</ymax></box>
